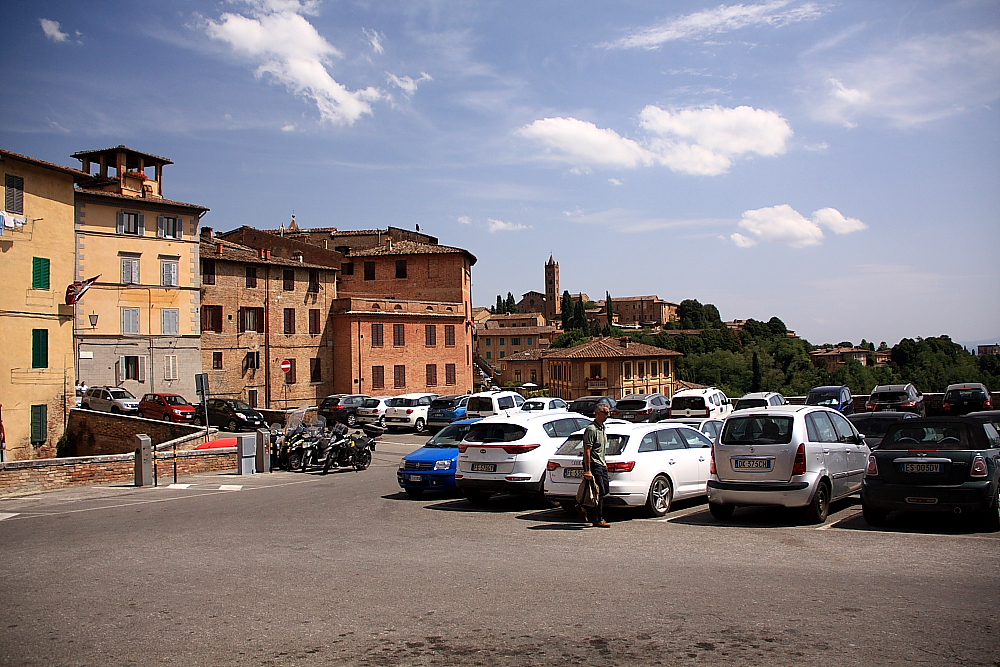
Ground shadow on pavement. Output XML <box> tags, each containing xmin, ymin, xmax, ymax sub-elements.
<box><xmin>668</xmin><ymin>498</ymin><xmax>861</xmax><ymax>528</ymax></box>
<box><xmin>827</xmin><ymin>509</ymin><xmax>998</xmax><ymax>536</ymax></box>
<box><xmin>423</xmin><ymin>494</ymin><xmax>554</xmax><ymax>514</ymax></box>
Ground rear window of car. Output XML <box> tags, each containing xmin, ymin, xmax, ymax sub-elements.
<box><xmin>615</xmin><ymin>400</ymin><xmax>648</xmax><ymax>411</ymax></box>
<box><xmin>849</xmin><ymin>416</ymin><xmax>901</xmax><ymax>437</ymax></box>
<box><xmin>882</xmin><ymin>423</ymin><xmax>974</xmax><ymax>450</ymax></box>
<box><xmin>467</xmin><ymin>397</ymin><xmax>495</xmax><ymax>412</ymax></box>
<box><xmin>721</xmin><ymin>415</ymin><xmax>794</xmax><ymax>445</ymax></box>
<box><xmin>431</xmin><ymin>398</ymin><xmax>460</xmax><ymax>409</ymax></box>
<box><xmin>871</xmin><ymin>392</ymin><xmax>908</xmax><ymax>403</ymax></box>
<box><xmin>164</xmin><ymin>395</ymin><xmax>188</xmax><ymax>406</ymax></box>
<box><xmin>321</xmin><ymin>397</ymin><xmax>342</xmax><ymax>407</ymax></box>
<box><xmin>387</xmin><ymin>398</ymin><xmax>416</xmax><ymax>408</ymax></box>
<box><xmin>806</xmin><ymin>392</ymin><xmax>840</xmax><ymax>406</ymax></box>
<box><xmin>734</xmin><ymin>398</ymin><xmax>767</xmax><ymax>410</ymax></box>
<box><xmin>945</xmin><ymin>388</ymin><xmax>987</xmax><ymax>401</ymax></box>
<box><xmin>464</xmin><ymin>423</ymin><xmax>527</xmax><ymax>443</ymax></box>
<box><xmin>363</xmin><ymin>398</ymin><xmax>382</xmax><ymax>408</ymax></box>
<box><xmin>521</xmin><ymin>401</ymin><xmax>546</xmax><ymax>411</ymax></box>
<box><xmin>556</xmin><ymin>433</ymin><xmax>629</xmax><ymax>456</ymax></box>
<box><xmin>570</xmin><ymin>400</ymin><xmax>598</xmax><ymax>412</ymax></box>
<box><xmin>672</xmin><ymin>397</ymin><xmax>705</xmax><ymax>411</ymax></box>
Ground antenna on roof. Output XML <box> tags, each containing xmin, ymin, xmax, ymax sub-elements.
<box><xmin>415</xmin><ymin>224</ymin><xmax>420</xmax><ymax>232</ymax></box>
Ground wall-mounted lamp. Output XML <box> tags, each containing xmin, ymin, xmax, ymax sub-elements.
<box><xmin>88</xmin><ymin>313</ymin><xmax>99</xmax><ymax>328</ymax></box>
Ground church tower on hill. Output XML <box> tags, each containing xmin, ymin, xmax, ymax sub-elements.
<box><xmin>544</xmin><ymin>254</ymin><xmax>560</xmax><ymax>323</ymax></box>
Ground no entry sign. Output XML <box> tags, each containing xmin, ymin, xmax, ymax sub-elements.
<box><xmin>279</xmin><ymin>359</ymin><xmax>292</xmax><ymax>373</ymax></box>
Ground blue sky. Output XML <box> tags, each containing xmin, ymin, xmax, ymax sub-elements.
<box><xmin>3</xmin><ymin>0</ymin><xmax>998</xmax><ymax>347</ymax></box>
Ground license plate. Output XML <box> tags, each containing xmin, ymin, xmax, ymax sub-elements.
<box><xmin>903</xmin><ymin>463</ymin><xmax>941</xmax><ymax>473</ymax></box>
<box><xmin>470</xmin><ymin>463</ymin><xmax>496</xmax><ymax>472</ymax></box>
<box><xmin>563</xmin><ymin>468</ymin><xmax>584</xmax><ymax>478</ymax></box>
<box><xmin>733</xmin><ymin>458</ymin><xmax>772</xmax><ymax>470</ymax></box>
<box><xmin>408</xmin><ymin>475</ymin><xmax>423</xmax><ymax>482</ymax></box>
<box><xmin>623</xmin><ymin>414</ymin><xmax>635</xmax><ymax>421</ymax></box>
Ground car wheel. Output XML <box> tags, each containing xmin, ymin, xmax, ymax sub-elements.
<box><xmin>111</xmin><ymin>407</ymin><xmax>120</xmax><ymax>414</ymax></box>
<box><xmin>377</xmin><ymin>415</ymin><xmax>386</xmax><ymax>428</ymax></box>
<box><xmin>346</xmin><ymin>413</ymin><xmax>357</xmax><ymax>427</ymax></box>
<box><xmin>81</xmin><ymin>403</ymin><xmax>90</xmax><ymax>411</ymax></box>
<box><xmin>227</xmin><ymin>419</ymin><xmax>239</xmax><ymax>432</ymax></box>
<box><xmin>862</xmin><ymin>503</ymin><xmax>889</xmax><ymax>527</ymax></box>
<box><xmin>644</xmin><ymin>475</ymin><xmax>673</xmax><ymax>517</ymax></box>
<box><xmin>287</xmin><ymin>451</ymin><xmax>303</xmax><ymax>471</ymax></box>
<box><xmin>414</xmin><ymin>418</ymin><xmax>425</xmax><ymax>433</ymax></box>
<box><xmin>162</xmin><ymin>414</ymin><xmax>172</xmax><ymax>422</ymax></box>
<box><xmin>802</xmin><ymin>481</ymin><xmax>831</xmax><ymax>524</ymax></box>
<box><xmin>197</xmin><ymin>415</ymin><xmax>206</xmax><ymax>426</ymax></box>
<box><xmin>464</xmin><ymin>491</ymin><xmax>492</xmax><ymax>506</ymax></box>
<box><xmin>981</xmin><ymin>487</ymin><xmax>1000</xmax><ymax>531</ymax></box>
<box><xmin>709</xmin><ymin>502</ymin><xmax>735</xmax><ymax>520</ymax></box>
<box><xmin>560</xmin><ymin>501</ymin><xmax>580</xmax><ymax>516</ymax></box>
<box><xmin>406</xmin><ymin>488</ymin><xmax>424</xmax><ymax>498</ymax></box>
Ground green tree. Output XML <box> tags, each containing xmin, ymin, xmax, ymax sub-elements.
<box><xmin>703</xmin><ymin>303</ymin><xmax>723</xmax><ymax>328</ymax></box>
<box><xmin>551</xmin><ymin>329</ymin><xmax>588</xmax><ymax>348</ymax></box>
<box><xmin>606</xmin><ymin>291</ymin><xmax>614</xmax><ymax>327</ymax></box>
<box><xmin>767</xmin><ymin>316</ymin><xmax>787</xmax><ymax>337</ymax></box>
<box><xmin>505</xmin><ymin>292</ymin><xmax>517</xmax><ymax>313</ymax></box>
<box><xmin>573</xmin><ymin>297</ymin><xmax>587</xmax><ymax>330</ymax></box>
<box><xmin>751</xmin><ymin>352</ymin><xmax>762</xmax><ymax>392</ymax></box>
<box><xmin>678</xmin><ymin>299</ymin><xmax>705</xmax><ymax>329</ymax></box>
<box><xmin>561</xmin><ymin>291</ymin><xmax>573</xmax><ymax>329</ymax></box>
<box><xmin>495</xmin><ymin>294</ymin><xmax>505</xmax><ymax>314</ymax></box>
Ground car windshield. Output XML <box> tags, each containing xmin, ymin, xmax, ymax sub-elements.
<box><xmin>425</xmin><ymin>423</ymin><xmax>474</xmax><ymax>447</ymax></box>
<box><xmin>363</xmin><ymin>399</ymin><xmax>382</xmax><ymax>408</ymax></box>
<box><xmin>109</xmin><ymin>389</ymin><xmax>136</xmax><ymax>400</ymax></box>
<box><xmin>882</xmin><ymin>424</ymin><xmax>973</xmax><ymax>450</ymax></box>
<box><xmin>615</xmin><ymin>400</ymin><xmax>648</xmax><ymax>411</ymax></box>
<box><xmin>230</xmin><ymin>400</ymin><xmax>253</xmax><ymax>411</ymax></box>
<box><xmin>871</xmin><ymin>391</ymin><xmax>908</xmax><ymax>403</ymax></box>
<box><xmin>721</xmin><ymin>416</ymin><xmax>794</xmax><ymax>445</ymax></box>
<box><xmin>672</xmin><ymin>397</ymin><xmax>705</xmax><ymax>410</ymax></box>
<box><xmin>431</xmin><ymin>398</ymin><xmax>460</xmax><ymax>409</ymax></box>
<box><xmin>387</xmin><ymin>398</ymin><xmax>416</xmax><ymax>408</ymax></box>
<box><xmin>806</xmin><ymin>392</ymin><xmax>840</xmax><ymax>406</ymax></box>
<box><xmin>734</xmin><ymin>398</ymin><xmax>768</xmax><ymax>410</ymax></box>
<box><xmin>463</xmin><ymin>423</ymin><xmax>527</xmax><ymax>443</ymax></box>
<box><xmin>556</xmin><ymin>433</ymin><xmax>629</xmax><ymax>456</ymax></box>
<box><xmin>164</xmin><ymin>396</ymin><xmax>189</xmax><ymax>406</ymax></box>
<box><xmin>945</xmin><ymin>389</ymin><xmax>987</xmax><ymax>401</ymax></box>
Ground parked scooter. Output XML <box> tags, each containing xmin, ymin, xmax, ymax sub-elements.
<box><xmin>301</xmin><ymin>422</ymin><xmax>348</xmax><ymax>471</ymax></box>
<box><xmin>322</xmin><ymin>426</ymin><xmax>379</xmax><ymax>473</ymax></box>
<box><xmin>274</xmin><ymin>408</ymin><xmax>328</xmax><ymax>471</ymax></box>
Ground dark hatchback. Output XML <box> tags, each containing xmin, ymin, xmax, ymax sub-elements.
<box><xmin>942</xmin><ymin>383</ymin><xmax>992</xmax><ymax>416</ymax></box>
<box><xmin>568</xmin><ymin>396</ymin><xmax>617</xmax><ymax>418</ymax></box>
<box><xmin>195</xmin><ymin>398</ymin><xmax>265</xmax><ymax>431</ymax></box>
<box><xmin>848</xmin><ymin>411</ymin><xmax>919</xmax><ymax>449</ymax></box>
<box><xmin>865</xmin><ymin>383</ymin><xmax>925</xmax><ymax>416</ymax></box>
<box><xmin>805</xmin><ymin>385</ymin><xmax>855</xmax><ymax>415</ymax></box>
<box><xmin>861</xmin><ymin>416</ymin><xmax>1000</xmax><ymax>529</ymax></box>
<box><xmin>318</xmin><ymin>394</ymin><xmax>370</xmax><ymax>426</ymax></box>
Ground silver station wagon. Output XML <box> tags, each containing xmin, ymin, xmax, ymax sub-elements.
<box><xmin>707</xmin><ymin>405</ymin><xmax>870</xmax><ymax>523</ymax></box>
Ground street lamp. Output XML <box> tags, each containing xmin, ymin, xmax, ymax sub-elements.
<box><xmin>88</xmin><ymin>313</ymin><xmax>99</xmax><ymax>328</ymax></box>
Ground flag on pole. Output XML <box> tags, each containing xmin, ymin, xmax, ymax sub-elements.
<box><xmin>65</xmin><ymin>275</ymin><xmax>101</xmax><ymax>305</ymax></box>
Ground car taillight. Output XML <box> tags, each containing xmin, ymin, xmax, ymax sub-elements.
<box><xmin>866</xmin><ymin>402</ymin><xmax>876</xmax><ymax>410</ymax></box>
<box><xmin>503</xmin><ymin>444</ymin><xmax>540</xmax><ymax>455</ymax></box>
<box><xmin>458</xmin><ymin>444</ymin><xmax>469</xmax><ymax>453</ymax></box>
<box><xmin>406</xmin><ymin>409</ymin><xmax>414</xmax><ymax>414</ymax></box>
<box><xmin>941</xmin><ymin>402</ymin><xmax>951</xmax><ymax>411</ymax></box>
<box><xmin>985</xmin><ymin>397</ymin><xmax>993</xmax><ymax>409</ymax></box>
<box><xmin>332</xmin><ymin>405</ymin><xmax>345</xmax><ymax>410</ymax></box>
<box><xmin>546</xmin><ymin>461</ymin><xmax>561</xmax><ymax>471</ymax></box>
<box><xmin>901</xmin><ymin>400</ymin><xmax>916</xmax><ymax>408</ymax></box>
<box><xmin>637</xmin><ymin>409</ymin><xmax>652</xmax><ymax>415</ymax></box>
<box><xmin>709</xmin><ymin>445</ymin><xmax>717</xmax><ymax>474</ymax></box>
<box><xmin>607</xmin><ymin>461</ymin><xmax>635</xmax><ymax>473</ymax></box>
<box><xmin>971</xmin><ymin>455</ymin><xmax>988</xmax><ymax>478</ymax></box>
<box><xmin>611</xmin><ymin>410</ymin><xmax>621</xmax><ymax>417</ymax></box>
<box><xmin>791</xmin><ymin>444</ymin><xmax>807</xmax><ymax>475</ymax></box>
<box><xmin>704</xmin><ymin>408</ymin><xmax>710</xmax><ymax>417</ymax></box>
<box><xmin>866</xmin><ymin>455</ymin><xmax>878</xmax><ymax>476</ymax></box>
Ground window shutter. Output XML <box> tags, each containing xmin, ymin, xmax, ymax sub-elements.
<box><xmin>157</xmin><ymin>216</ymin><xmax>165</xmax><ymax>238</ymax></box>
<box><xmin>117</xmin><ymin>211</ymin><xmax>125</xmax><ymax>234</ymax></box>
<box><xmin>176</xmin><ymin>218</ymin><xmax>183</xmax><ymax>239</ymax></box>
<box><xmin>31</xmin><ymin>329</ymin><xmax>48</xmax><ymax>368</ymax></box>
<box><xmin>116</xmin><ymin>357</ymin><xmax>124</xmax><ymax>384</ymax></box>
<box><xmin>138</xmin><ymin>355</ymin><xmax>147</xmax><ymax>382</ymax></box>
<box><xmin>30</xmin><ymin>405</ymin><xmax>47</xmax><ymax>443</ymax></box>
<box><xmin>137</xmin><ymin>214</ymin><xmax>145</xmax><ymax>236</ymax></box>
<box><xmin>32</xmin><ymin>257</ymin><xmax>51</xmax><ymax>290</ymax></box>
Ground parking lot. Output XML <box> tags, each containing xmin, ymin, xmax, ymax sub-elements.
<box><xmin>1</xmin><ymin>430</ymin><xmax>997</xmax><ymax>667</ymax></box>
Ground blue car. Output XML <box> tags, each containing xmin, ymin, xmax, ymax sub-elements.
<box><xmin>805</xmin><ymin>385</ymin><xmax>855</xmax><ymax>415</ymax></box>
<box><xmin>427</xmin><ymin>394</ymin><xmax>470</xmax><ymax>429</ymax></box>
<box><xmin>397</xmin><ymin>418</ymin><xmax>480</xmax><ymax>497</ymax></box>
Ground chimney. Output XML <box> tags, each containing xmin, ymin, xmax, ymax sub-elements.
<box><xmin>619</xmin><ymin>337</ymin><xmax>630</xmax><ymax>348</ymax></box>
<box><xmin>258</xmin><ymin>247</ymin><xmax>267</xmax><ymax>260</ymax></box>
<box><xmin>216</xmin><ymin>242</ymin><xmax>224</xmax><ymax>255</ymax></box>
<box><xmin>387</xmin><ymin>238</ymin><xmax>393</xmax><ymax>251</ymax></box>
<box><xmin>201</xmin><ymin>226</ymin><xmax>214</xmax><ymax>239</ymax></box>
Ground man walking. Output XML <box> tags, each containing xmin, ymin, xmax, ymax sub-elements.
<box><xmin>580</xmin><ymin>404</ymin><xmax>611</xmax><ymax>528</ymax></box>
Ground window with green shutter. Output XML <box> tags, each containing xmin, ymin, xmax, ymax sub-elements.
<box><xmin>30</xmin><ymin>405</ymin><xmax>47</xmax><ymax>443</ymax></box>
<box><xmin>31</xmin><ymin>329</ymin><xmax>48</xmax><ymax>368</ymax></box>
<box><xmin>32</xmin><ymin>257</ymin><xmax>51</xmax><ymax>290</ymax></box>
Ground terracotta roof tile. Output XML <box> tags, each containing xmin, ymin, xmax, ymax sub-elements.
<box><xmin>199</xmin><ymin>238</ymin><xmax>332</xmax><ymax>270</ymax></box>
<box><xmin>545</xmin><ymin>337</ymin><xmax>681</xmax><ymax>359</ymax></box>
<box><xmin>348</xmin><ymin>239</ymin><xmax>476</xmax><ymax>262</ymax></box>
<box><xmin>1</xmin><ymin>149</ymin><xmax>92</xmax><ymax>180</ymax></box>
<box><xmin>75</xmin><ymin>187</ymin><xmax>209</xmax><ymax>211</ymax></box>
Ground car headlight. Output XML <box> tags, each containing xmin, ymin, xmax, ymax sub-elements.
<box><xmin>434</xmin><ymin>460</ymin><xmax>452</xmax><ymax>470</ymax></box>
<box><xmin>237</xmin><ymin>413</ymin><xmax>249</xmax><ymax>420</ymax></box>
<box><xmin>399</xmin><ymin>458</ymin><xmax>407</xmax><ymax>469</ymax></box>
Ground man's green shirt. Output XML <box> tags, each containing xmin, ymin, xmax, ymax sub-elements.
<box><xmin>583</xmin><ymin>422</ymin><xmax>607</xmax><ymax>468</ymax></box>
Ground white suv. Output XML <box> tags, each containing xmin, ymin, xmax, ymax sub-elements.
<box><xmin>356</xmin><ymin>397</ymin><xmax>392</xmax><ymax>427</ymax></box>
<box><xmin>456</xmin><ymin>412</ymin><xmax>593</xmax><ymax>504</ymax></box>
<box><xmin>384</xmin><ymin>393</ymin><xmax>438</xmax><ymax>432</ymax></box>
<box><xmin>668</xmin><ymin>387</ymin><xmax>732</xmax><ymax>420</ymax></box>
<box><xmin>81</xmin><ymin>386</ymin><xmax>140</xmax><ymax>414</ymax></box>
<box><xmin>465</xmin><ymin>390</ymin><xmax>525</xmax><ymax>419</ymax></box>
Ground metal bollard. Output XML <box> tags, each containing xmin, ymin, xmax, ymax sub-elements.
<box><xmin>255</xmin><ymin>428</ymin><xmax>271</xmax><ymax>473</ymax></box>
<box><xmin>134</xmin><ymin>434</ymin><xmax>153</xmax><ymax>486</ymax></box>
<box><xmin>236</xmin><ymin>434</ymin><xmax>256</xmax><ymax>475</ymax></box>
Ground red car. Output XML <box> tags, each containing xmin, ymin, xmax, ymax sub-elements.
<box><xmin>139</xmin><ymin>393</ymin><xmax>197</xmax><ymax>422</ymax></box>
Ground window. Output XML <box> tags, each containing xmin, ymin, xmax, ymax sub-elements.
<box><xmin>444</xmin><ymin>324</ymin><xmax>456</xmax><ymax>347</ymax></box>
<box><xmin>806</xmin><ymin>412</ymin><xmax>838</xmax><ymax>443</ymax></box>
<box><xmin>512</xmin><ymin>337</ymin><xmax>521</xmax><ymax>346</ymax></box>
<box><xmin>32</xmin><ymin>257</ymin><xmax>50</xmax><ymax>290</ymax></box>
<box><xmin>638</xmin><ymin>362</ymin><xmax>645</xmax><ymax>377</ymax></box>
<box><xmin>393</xmin><ymin>365</ymin><xmax>406</xmax><ymax>388</ymax></box>
<box><xmin>499</xmin><ymin>351</ymin><xmax>505</xmax><ymax>358</ymax></box>
<box><xmin>485</xmin><ymin>338</ymin><xmax>492</xmax><ymax>346</ymax></box>
<box><xmin>163</xmin><ymin>355</ymin><xmax>178</xmax><ymax>380</ymax></box>
<box><xmin>364</xmin><ymin>261</ymin><xmax>375</xmax><ymax>281</ymax></box>
<box><xmin>371</xmin><ymin>365</ymin><xmax>385</xmax><ymax>389</ymax></box>
<box><xmin>118</xmin><ymin>211</ymin><xmax>143</xmax><ymax>235</ymax></box>
<box><xmin>527</xmin><ymin>337</ymin><xmax>533</xmax><ymax>346</ymax></box>
<box><xmin>486</xmin><ymin>351</ymin><xmax>492</xmax><ymax>359</ymax></box>
<box><xmin>395</xmin><ymin>260</ymin><xmax>407</xmax><ymax>279</ymax></box>
<box><xmin>284</xmin><ymin>358</ymin><xmax>297</xmax><ymax>384</ymax></box>
<box><xmin>121</xmin><ymin>257</ymin><xmax>140</xmax><ymax>285</ymax></box>
<box><xmin>425</xmin><ymin>325</ymin><xmax>437</xmax><ymax>346</ymax></box>
<box><xmin>158</xmin><ymin>216</ymin><xmax>183</xmax><ymax>239</ymax></box>
<box><xmin>161</xmin><ymin>309</ymin><xmax>179</xmax><ymax>335</ymax></box>
<box><xmin>202</xmin><ymin>306</ymin><xmax>223</xmax><ymax>333</ymax></box>
<box><xmin>426</xmin><ymin>364</ymin><xmax>438</xmax><ymax>386</ymax></box>
<box><xmin>122</xmin><ymin>355</ymin><xmax>142</xmax><ymax>381</ymax></box>
<box><xmin>283</xmin><ymin>308</ymin><xmax>296</xmax><ymax>334</ymax></box>
<box><xmin>202</xmin><ymin>259</ymin><xmax>216</xmax><ymax>285</ymax></box>
<box><xmin>624</xmin><ymin>362</ymin><xmax>632</xmax><ymax>380</ymax></box>
<box><xmin>5</xmin><ymin>174</ymin><xmax>24</xmax><ymax>214</ymax></box>
<box><xmin>514</xmin><ymin>370</ymin><xmax>522</xmax><ymax>382</ymax></box>
<box><xmin>245</xmin><ymin>351</ymin><xmax>261</xmax><ymax>370</ymax></box>
<box><xmin>341</xmin><ymin>262</ymin><xmax>354</xmax><ymax>275</ymax></box>
<box><xmin>247</xmin><ymin>389</ymin><xmax>258</xmax><ymax>408</ymax></box>
<box><xmin>589</xmin><ymin>364</ymin><xmax>602</xmax><ymax>378</ymax></box>
<box><xmin>212</xmin><ymin>352</ymin><xmax>223</xmax><ymax>370</ymax></box>
<box><xmin>31</xmin><ymin>329</ymin><xmax>48</xmax><ymax>368</ymax></box>
<box><xmin>530</xmin><ymin>370</ymin><xmax>537</xmax><ymax>383</ymax></box>
<box><xmin>122</xmin><ymin>307</ymin><xmax>140</xmax><ymax>335</ymax></box>
<box><xmin>238</xmin><ymin>307</ymin><xmax>264</xmax><ymax>333</ymax></box>
<box><xmin>499</xmin><ymin>338</ymin><xmax>505</xmax><ymax>346</ymax></box>
<box><xmin>308</xmin><ymin>270</ymin><xmax>320</xmax><ymax>292</ymax></box>
<box><xmin>309</xmin><ymin>309</ymin><xmax>321</xmax><ymax>335</ymax></box>
<box><xmin>371</xmin><ymin>323</ymin><xmax>384</xmax><ymax>347</ymax></box>
<box><xmin>651</xmin><ymin>361</ymin><xmax>658</xmax><ymax>377</ymax></box>
<box><xmin>161</xmin><ymin>260</ymin><xmax>178</xmax><ymax>287</ymax></box>
<box><xmin>393</xmin><ymin>323</ymin><xmax>405</xmax><ymax>346</ymax></box>
<box><xmin>310</xmin><ymin>358</ymin><xmax>322</xmax><ymax>383</ymax></box>
<box><xmin>446</xmin><ymin>364</ymin><xmax>456</xmax><ymax>385</ymax></box>
<box><xmin>30</xmin><ymin>405</ymin><xmax>46</xmax><ymax>444</ymax></box>
<box><xmin>246</xmin><ymin>266</ymin><xmax>258</xmax><ymax>288</ymax></box>
<box><xmin>283</xmin><ymin>269</ymin><xmax>295</xmax><ymax>291</ymax></box>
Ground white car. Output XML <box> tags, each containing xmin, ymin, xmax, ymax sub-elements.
<box><xmin>519</xmin><ymin>397</ymin><xmax>569</xmax><ymax>413</ymax></box>
<box><xmin>657</xmin><ymin>417</ymin><xmax>724</xmax><ymax>442</ymax></box>
<box><xmin>456</xmin><ymin>412</ymin><xmax>593</xmax><ymax>504</ymax></box>
<box><xmin>544</xmin><ymin>422</ymin><xmax>713</xmax><ymax>517</ymax></box>
<box><xmin>668</xmin><ymin>387</ymin><xmax>733</xmax><ymax>420</ymax></box>
<box><xmin>384</xmin><ymin>393</ymin><xmax>438</xmax><ymax>432</ymax></box>
<box><xmin>465</xmin><ymin>390</ymin><xmax>525</xmax><ymax>418</ymax></box>
<box><xmin>356</xmin><ymin>397</ymin><xmax>393</xmax><ymax>427</ymax></box>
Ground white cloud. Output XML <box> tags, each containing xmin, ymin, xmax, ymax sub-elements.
<box><xmin>281</xmin><ymin>123</ymin><xmax>295</xmax><ymax>132</ymax></box>
<box><xmin>386</xmin><ymin>71</ymin><xmax>433</xmax><ymax>95</ymax></box>
<box><xmin>203</xmin><ymin>0</ymin><xmax>382</xmax><ymax>125</ymax></box>
<box><xmin>457</xmin><ymin>215</ymin><xmax>471</xmax><ymax>224</ymax></box>
<box><xmin>487</xmin><ymin>218</ymin><xmax>530</xmax><ymax>233</ymax></box>
<box><xmin>40</xmin><ymin>18</ymin><xmax>69</xmax><ymax>42</ymax></box>
<box><xmin>606</xmin><ymin>1</ymin><xmax>823</xmax><ymax>49</ymax></box>
<box><xmin>734</xmin><ymin>204</ymin><xmax>867</xmax><ymax>248</ymax></box>
<box><xmin>363</xmin><ymin>28</ymin><xmax>384</xmax><ymax>54</ymax></box>
<box><xmin>518</xmin><ymin>105</ymin><xmax>791</xmax><ymax>176</ymax></box>
<box><xmin>608</xmin><ymin>178</ymin><xmax>623</xmax><ymax>186</ymax></box>
<box><xmin>809</xmin><ymin>31</ymin><xmax>1000</xmax><ymax>127</ymax></box>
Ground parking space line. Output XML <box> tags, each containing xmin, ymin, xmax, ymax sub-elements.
<box><xmin>0</xmin><ymin>513</ymin><xmax>19</xmax><ymax>521</ymax></box>
<box><xmin>218</xmin><ymin>485</ymin><xmax>243</xmax><ymax>491</ymax></box>
<box><xmin>166</xmin><ymin>483</ymin><xmax>192</xmax><ymax>489</ymax></box>
<box><xmin>816</xmin><ymin>511</ymin><xmax>861</xmax><ymax>529</ymax></box>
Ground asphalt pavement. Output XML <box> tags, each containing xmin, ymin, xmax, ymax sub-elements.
<box><xmin>1</xmin><ymin>430</ymin><xmax>997</xmax><ymax>667</ymax></box>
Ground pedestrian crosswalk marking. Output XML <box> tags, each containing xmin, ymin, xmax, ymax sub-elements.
<box><xmin>218</xmin><ymin>485</ymin><xmax>243</xmax><ymax>491</ymax></box>
<box><xmin>166</xmin><ymin>483</ymin><xmax>192</xmax><ymax>489</ymax></box>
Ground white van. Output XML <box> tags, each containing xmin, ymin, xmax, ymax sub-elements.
<box><xmin>465</xmin><ymin>390</ymin><xmax>525</xmax><ymax>419</ymax></box>
<box><xmin>668</xmin><ymin>387</ymin><xmax>732</xmax><ymax>420</ymax></box>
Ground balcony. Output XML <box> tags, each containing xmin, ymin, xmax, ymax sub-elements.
<box><xmin>586</xmin><ymin>378</ymin><xmax>608</xmax><ymax>390</ymax></box>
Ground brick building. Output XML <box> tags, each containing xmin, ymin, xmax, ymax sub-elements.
<box><xmin>809</xmin><ymin>346</ymin><xmax>870</xmax><ymax>373</ymax></box>
<box><xmin>477</xmin><ymin>326</ymin><xmax>557</xmax><ymax>363</ymax></box>
<box><xmin>198</xmin><ymin>231</ymin><xmax>338</xmax><ymax>408</ymax></box>
<box><xmin>595</xmin><ymin>295</ymin><xmax>678</xmax><ymax>327</ymax></box>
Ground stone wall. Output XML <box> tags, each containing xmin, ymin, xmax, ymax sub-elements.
<box><xmin>66</xmin><ymin>409</ymin><xmax>205</xmax><ymax>457</ymax></box>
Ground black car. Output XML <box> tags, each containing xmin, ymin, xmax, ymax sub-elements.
<box><xmin>195</xmin><ymin>398</ymin><xmax>265</xmax><ymax>431</ymax></box>
<box><xmin>611</xmin><ymin>394</ymin><xmax>670</xmax><ymax>422</ymax></box>
<box><xmin>848</xmin><ymin>411</ymin><xmax>920</xmax><ymax>449</ymax></box>
<box><xmin>861</xmin><ymin>416</ymin><xmax>1000</xmax><ymax>528</ymax></box>
<box><xmin>865</xmin><ymin>383</ymin><xmax>925</xmax><ymax>416</ymax></box>
<box><xmin>942</xmin><ymin>383</ymin><xmax>992</xmax><ymax>416</ymax></box>
<box><xmin>568</xmin><ymin>396</ymin><xmax>617</xmax><ymax>418</ymax></box>
<box><xmin>318</xmin><ymin>394</ymin><xmax>370</xmax><ymax>426</ymax></box>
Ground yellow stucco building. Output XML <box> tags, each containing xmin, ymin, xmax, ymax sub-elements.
<box><xmin>0</xmin><ymin>149</ymin><xmax>88</xmax><ymax>460</ymax></box>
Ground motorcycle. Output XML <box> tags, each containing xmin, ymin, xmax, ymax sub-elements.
<box><xmin>301</xmin><ymin>422</ymin><xmax>348</xmax><ymax>471</ymax></box>
<box><xmin>274</xmin><ymin>408</ymin><xmax>327</xmax><ymax>471</ymax></box>
<box><xmin>322</xmin><ymin>426</ymin><xmax>379</xmax><ymax>474</ymax></box>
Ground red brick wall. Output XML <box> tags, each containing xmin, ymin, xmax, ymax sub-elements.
<box><xmin>68</xmin><ymin>409</ymin><xmax>206</xmax><ymax>456</ymax></box>
<box><xmin>338</xmin><ymin>253</ymin><xmax>471</xmax><ymax>306</ymax></box>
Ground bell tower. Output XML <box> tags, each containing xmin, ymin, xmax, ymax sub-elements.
<box><xmin>544</xmin><ymin>254</ymin><xmax>560</xmax><ymax>323</ymax></box>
